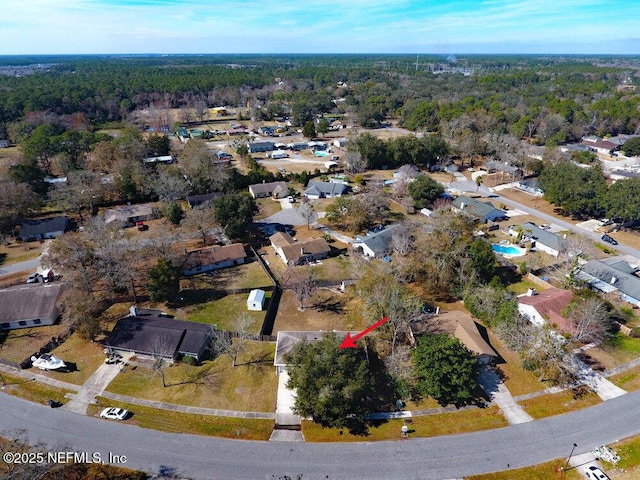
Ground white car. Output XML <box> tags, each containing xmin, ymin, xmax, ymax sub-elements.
<box><xmin>26</xmin><ymin>273</ymin><xmax>42</xmax><ymax>284</ymax></box>
<box><xmin>31</xmin><ymin>354</ymin><xmax>66</xmax><ymax>371</ymax></box>
<box><xmin>585</xmin><ymin>465</ymin><xmax>610</xmax><ymax>480</ymax></box>
<box><xmin>99</xmin><ymin>407</ymin><xmax>129</xmax><ymax>421</ymax></box>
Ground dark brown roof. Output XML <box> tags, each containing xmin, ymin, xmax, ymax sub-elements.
<box><xmin>104</xmin><ymin>316</ymin><xmax>212</xmax><ymax>358</ymax></box>
<box><xmin>183</xmin><ymin>243</ymin><xmax>246</xmax><ymax>270</ymax></box>
<box><xmin>280</xmin><ymin>238</ymin><xmax>330</xmax><ymax>264</ymax></box>
<box><xmin>0</xmin><ymin>283</ymin><xmax>67</xmax><ymax>323</ymax></box>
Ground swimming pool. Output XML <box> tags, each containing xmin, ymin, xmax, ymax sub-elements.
<box><xmin>492</xmin><ymin>243</ymin><xmax>526</xmax><ymax>257</ymax></box>
<box><xmin>314</xmin><ymin>151</ymin><xmax>329</xmax><ymax>157</ymax></box>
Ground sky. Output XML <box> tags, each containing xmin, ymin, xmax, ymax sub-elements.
<box><xmin>1</xmin><ymin>0</ymin><xmax>639</xmax><ymax>55</ymax></box>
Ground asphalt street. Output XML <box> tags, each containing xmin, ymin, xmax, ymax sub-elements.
<box><xmin>2</xmin><ymin>391</ymin><xmax>640</xmax><ymax>480</ymax></box>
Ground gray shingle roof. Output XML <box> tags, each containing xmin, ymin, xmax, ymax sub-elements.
<box><xmin>353</xmin><ymin>225</ymin><xmax>397</xmax><ymax>256</ymax></box>
<box><xmin>451</xmin><ymin>196</ymin><xmax>506</xmax><ymax>222</ymax></box>
<box><xmin>20</xmin><ymin>217</ymin><xmax>69</xmax><ymax>239</ymax></box>
<box><xmin>577</xmin><ymin>259</ymin><xmax>640</xmax><ymax>301</ymax></box>
<box><xmin>304</xmin><ymin>181</ymin><xmax>347</xmax><ymax>197</ymax></box>
<box><xmin>518</xmin><ymin>222</ymin><xmax>568</xmax><ymax>253</ymax></box>
<box><xmin>0</xmin><ymin>283</ymin><xmax>67</xmax><ymax>325</ymax></box>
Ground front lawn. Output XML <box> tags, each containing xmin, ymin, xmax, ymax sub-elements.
<box><xmin>105</xmin><ymin>341</ymin><xmax>277</xmax><ymax>412</ymax></box>
<box><xmin>0</xmin><ymin>372</ymin><xmax>75</xmax><ymax>406</ymax></box>
<box><xmin>184</xmin><ymin>292</ymin><xmax>270</xmax><ymax>332</ymax></box>
<box><xmin>609</xmin><ymin>365</ymin><xmax>640</xmax><ymax>392</ymax></box>
<box><xmin>302</xmin><ymin>406</ymin><xmax>507</xmax><ymax>442</ymax></box>
<box><xmin>466</xmin><ymin>459</ymin><xmax>582</xmax><ymax>480</ymax></box>
<box><xmin>520</xmin><ymin>388</ymin><xmax>601</xmax><ymax>419</ymax></box>
<box><xmin>88</xmin><ymin>399</ymin><xmax>273</xmax><ymax>441</ymax></box>
<box><xmin>46</xmin><ymin>333</ymin><xmax>106</xmax><ymax>385</ymax></box>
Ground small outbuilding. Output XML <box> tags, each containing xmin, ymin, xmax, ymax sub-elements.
<box><xmin>247</xmin><ymin>289</ymin><xmax>266</xmax><ymax>311</ymax></box>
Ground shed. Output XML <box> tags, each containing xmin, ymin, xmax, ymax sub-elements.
<box><xmin>247</xmin><ymin>289</ymin><xmax>266</xmax><ymax>311</ymax></box>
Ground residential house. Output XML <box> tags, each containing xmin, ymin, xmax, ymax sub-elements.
<box><xmin>274</xmin><ymin>331</ymin><xmax>354</xmax><ymax>375</ymax></box>
<box><xmin>288</xmin><ymin>142</ymin><xmax>309</xmax><ymax>151</ymax></box>
<box><xmin>0</xmin><ymin>283</ymin><xmax>68</xmax><ymax>330</ymax></box>
<box><xmin>516</xmin><ymin>178</ymin><xmax>544</xmax><ymax>196</ymax></box>
<box><xmin>583</xmin><ymin>137</ymin><xmax>620</xmax><ymax>155</ymax></box>
<box><xmin>19</xmin><ymin>216</ymin><xmax>70</xmax><ymax>242</ymax></box>
<box><xmin>142</xmin><ymin>155</ymin><xmax>174</xmax><ymax>165</ymax></box>
<box><xmin>247</xmin><ymin>289</ymin><xmax>266</xmax><ymax>311</ymax></box>
<box><xmin>249</xmin><ymin>141</ymin><xmax>275</xmax><ymax>153</ymax></box>
<box><xmin>409</xmin><ymin>310</ymin><xmax>498</xmax><ymax>364</ymax></box>
<box><xmin>269</xmin><ymin>232</ymin><xmax>330</xmax><ymax>265</ymax></box>
<box><xmin>508</xmin><ymin>222</ymin><xmax>568</xmax><ymax>257</ymax></box>
<box><xmin>104</xmin><ymin>204</ymin><xmax>155</xmax><ymax>227</ymax></box>
<box><xmin>212</xmin><ymin>107</ymin><xmax>227</xmax><ymax>116</ymax></box>
<box><xmin>333</xmin><ymin>138</ymin><xmax>347</xmax><ymax>148</ymax></box>
<box><xmin>226</xmin><ymin>125</ymin><xmax>249</xmax><ymax>136</ymax></box>
<box><xmin>304</xmin><ymin>181</ymin><xmax>348</xmax><ymax>199</ymax></box>
<box><xmin>518</xmin><ymin>288</ymin><xmax>574</xmax><ymax>333</ymax></box>
<box><xmin>451</xmin><ymin>196</ymin><xmax>507</xmax><ymax>224</ymax></box>
<box><xmin>186</xmin><ymin>192</ymin><xmax>223</xmax><ymax>209</ymax></box>
<box><xmin>104</xmin><ymin>315</ymin><xmax>212</xmax><ymax>361</ymax></box>
<box><xmin>352</xmin><ymin>225</ymin><xmax>397</xmax><ymax>258</ymax></box>
<box><xmin>182</xmin><ymin>243</ymin><xmax>246</xmax><ymax>276</ymax></box>
<box><xmin>248</xmin><ymin>181</ymin><xmax>289</xmax><ymax>199</ymax></box>
<box><xmin>574</xmin><ymin>258</ymin><xmax>640</xmax><ymax>307</ymax></box>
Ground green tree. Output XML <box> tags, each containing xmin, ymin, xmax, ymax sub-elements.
<box><xmin>326</xmin><ymin>196</ymin><xmax>370</xmax><ymax>233</ymax></box>
<box><xmin>145</xmin><ymin>134</ymin><xmax>171</xmax><ymax>156</ymax></box>
<box><xmin>469</xmin><ymin>239</ymin><xmax>496</xmax><ymax>283</ymax></box>
<box><xmin>146</xmin><ymin>257</ymin><xmax>181</xmax><ymax>303</ymax></box>
<box><xmin>604</xmin><ymin>178</ymin><xmax>640</xmax><ymax>223</ymax></box>
<box><xmin>317</xmin><ymin>117</ymin><xmax>330</xmax><ymax>135</ymax></box>
<box><xmin>302</xmin><ymin>120</ymin><xmax>316</xmax><ymax>140</ymax></box>
<box><xmin>412</xmin><ymin>334</ymin><xmax>479</xmax><ymax>407</ymax></box>
<box><xmin>213</xmin><ymin>192</ymin><xmax>257</xmax><ymax>239</ymax></box>
<box><xmin>623</xmin><ymin>137</ymin><xmax>640</xmax><ymax>157</ymax></box>
<box><xmin>163</xmin><ymin>201</ymin><xmax>184</xmax><ymax>225</ymax></box>
<box><xmin>285</xmin><ymin>333</ymin><xmax>376</xmax><ymax>432</ymax></box>
<box><xmin>407</xmin><ymin>174</ymin><xmax>444</xmax><ymax>209</ymax></box>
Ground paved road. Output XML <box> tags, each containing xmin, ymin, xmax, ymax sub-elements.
<box><xmin>3</xmin><ymin>391</ymin><xmax>640</xmax><ymax>480</ymax></box>
<box><xmin>0</xmin><ymin>256</ymin><xmax>41</xmax><ymax>277</ymax></box>
<box><xmin>446</xmin><ymin>178</ymin><xmax>640</xmax><ymax>259</ymax></box>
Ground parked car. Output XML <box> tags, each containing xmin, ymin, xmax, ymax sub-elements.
<box><xmin>99</xmin><ymin>407</ymin><xmax>129</xmax><ymax>421</ymax></box>
<box><xmin>26</xmin><ymin>273</ymin><xmax>42</xmax><ymax>284</ymax></box>
<box><xmin>585</xmin><ymin>465</ymin><xmax>610</xmax><ymax>480</ymax></box>
<box><xmin>601</xmin><ymin>234</ymin><xmax>618</xmax><ymax>245</ymax></box>
<box><xmin>287</xmin><ymin>196</ymin><xmax>295</xmax><ymax>203</ymax></box>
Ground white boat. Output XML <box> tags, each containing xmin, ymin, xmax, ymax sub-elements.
<box><xmin>31</xmin><ymin>354</ymin><xmax>66</xmax><ymax>371</ymax></box>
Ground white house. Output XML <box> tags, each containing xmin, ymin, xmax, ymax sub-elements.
<box><xmin>247</xmin><ymin>289</ymin><xmax>266</xmax><ymax>311</ymax></box>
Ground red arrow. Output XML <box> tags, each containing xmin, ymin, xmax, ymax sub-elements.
<box><xmin>339</xmin><ymin>317</ymin><xmax>389</xmax><ymax>349</ymax></box>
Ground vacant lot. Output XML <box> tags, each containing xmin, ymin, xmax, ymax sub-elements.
<box><xmin>105</xmin><ymin>341</ymin><xmax>277</xmax><ymax>412</ymax></box>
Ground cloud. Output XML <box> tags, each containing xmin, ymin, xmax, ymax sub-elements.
<box><xmin>0</xmin><ymin>0</ymin><xmax>638</xmax><ymax>54</ymax></box>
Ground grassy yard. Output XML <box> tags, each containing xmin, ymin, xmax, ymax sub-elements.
<box><xmin>0</xmin><ymin>323</ymin><xmax>70</xmax><ymax>364</ymax></box>
<box><xmin>520</xmin><ymin>388</ymin><xmax>601</xmax><ymax>419</ymax></box>
<box><xmin>0</xmin><ymin>241</ymin><xmax>43</xmax><ymax>267</ymax></box>
<box><xmin>106</xmin><ymin>341</ymin><xmax>277</xmax><ymax>412</ymax></box>
<box><xmin>606</xmin><ymin>435</ymin><xmax>640</xmax><ymax>479</ymax></box>
<box><xmin>254</xmin><ymin>197</ymin><xmax>283</xmax><ymax>220</ymax></box>
<box><xmin>272</xmin><ymin>289</ymin><xmax>365</xmax><ymax>333</ymax></box>
<box><xmin>46</xmin><ymin>333</ymin><xmax>106</xmax><ymax>385</ymax></box>
<box><xmin>486</xmin><ymin>330</ymin><xmax>547</xmax><ymax>397</ymax></box>
<box><xmin>0</xmin><ymin>372</ymin><xmax>75</xmax><ymax>406</ymax></box>
<box><xmin>184</xmin><ymin>292</ymin><xmax>270</xmax><ymax>332</ymax></box>
<box><xmin>302</xmin><ymin>406</ymin><xmax>507</xmax><ymax>442</ymax></box>
<box><xmin>609</xmin><ymin>365</ymin><xmax>640</xmax><ymax>392</ymax></box>
<box><xmin>465</xmin><ymin>459</ymin><xmax>582</xmax><ymax>480</ymax></box>
<box><xmin>88</xmin><ymin>398</ymin><xmax>273</xmax><ymax>441</ymax></box>
<box><xmin>584</xmin><ymin>335</ymin><xmax>640</xmax><ymax>370</ymax></box>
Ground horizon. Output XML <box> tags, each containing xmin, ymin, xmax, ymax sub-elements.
<box><xmin>2</xmin><ymin>0</ymin><xmax>639</xmax><ymax>56</ymax></box>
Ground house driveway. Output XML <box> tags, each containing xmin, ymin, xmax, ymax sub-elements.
<box><xmin>569</xmin><ymin>355</ymin><xmax>627</xmax><ymax>401</ymax></box>
<box><xmin>270</xmin><ymin>371</ymin><xmax>304</xmax><ymax>442</ymax></box>
<box><xmin>477</xmin><ymin>365</ymin><xmax>534</xmax><ymax>425</ymax></box>
<box><xmin>61</xmin><ymin>354</ymin><xmax>132</xmax><ymax>414</ymax></box>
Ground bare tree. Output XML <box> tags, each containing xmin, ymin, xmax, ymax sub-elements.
<box><xmin>151</xmin><ymin>169</ymin><xmax>191</xmax><ymax>203</ymax></box>
<box><xmin>567</xmin><ymin>297</ymin><xmax>613</xmax><ymax>345</ymax></box>
<box><xmin>345</xmin><ymin>150</ymin><xmax>366</xmax><ymax>174</ymax></box>
<box><xmin>148</xmin><ymin>335</ymin><xmax>175</xmax><ymax>388</ymax></box>
<box><xmin>298</xmin><ymin>203</ymin><xmax>318</xmax><ymax>230</ymax></box>
<box><xmin>180</xmin><ymin>206</ymin><xmax>223</xmax><ymax>246</ymax></box>
<box><xmin>282</xmin><ymin>265</ymin><xmax>317</xmax><ymax>311</ymax></box>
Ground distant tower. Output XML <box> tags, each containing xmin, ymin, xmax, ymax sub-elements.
<box><xmin>415</xmin><ymin>55</ymin><xmax>419</xmax><ymax>71</ymax></box>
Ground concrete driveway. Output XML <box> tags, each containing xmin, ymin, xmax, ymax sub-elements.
<box><xmin>477</xmin><ymin>365</ymin><xmax>533</xmax><ymax>425</ymax></box>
